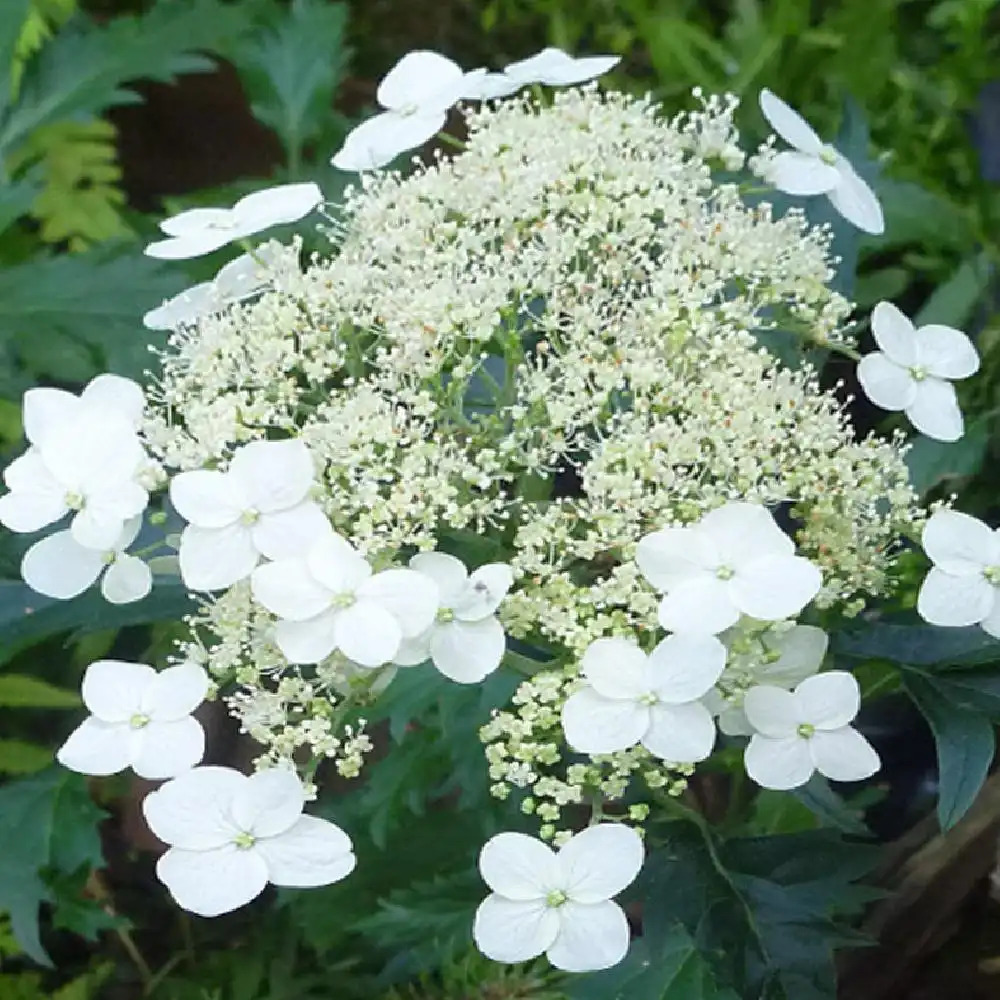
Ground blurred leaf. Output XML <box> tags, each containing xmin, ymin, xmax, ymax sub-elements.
<box><xmin>0</xmin><ymin>177</ymin><xmax>38</xmax><ymax>237</ymax></box>
<box><xmin>0</xmin><ymin>673</ymin><xmax>79</xmax><ymax>707</ymax></box>
<box><xmin>12</xmin><ymin>0</ymin><xmax>76</xmax><ymax>97</ymax></box>
<box><xmin>904</xmin><ymin>670</ymin><xmax>995</xmax><ymax>829</ymax></box>
<box><xmin>868</xmin><ymin>179</ymin><xmax>970</xmax><ymax>252</ymax></box>
<box><xmin>0</xmin><ymin>739</ymin><xmax>52</xmax><ymax>775</ymax></box>
<box><xmin>905</xmin><ymin>417</ymin><xmax>990</xmax><ymax>495</ymax></box>
<box><xmin>0</xmin><ymin>0</ymin><xmax>34</xmax><ymax>117</ymax></box>
<box><xmin>915</xmin><ymin>251</ymin><xmax>992</xmax><ymax>328</ymax></box>
<box><xmin>835</xmin><ymin>619</ymin><xmax>1000</xmax><ymax>666</ymax></box>
<box><xmin>791</xmin><ymin>775</ymin><xmax>871</xmax><ymax>836</ymax></box>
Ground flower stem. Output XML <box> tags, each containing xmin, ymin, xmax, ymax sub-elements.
<box><xmin>436</xmin><ymin>131</ymin><xmax>466</xmax><ymax>151</ymax></box>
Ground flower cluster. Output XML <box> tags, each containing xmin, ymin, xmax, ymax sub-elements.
<box><xmin>4</xmin><ymin>40</ymin><xmax>995</xmax><ymax>976</ymax></box>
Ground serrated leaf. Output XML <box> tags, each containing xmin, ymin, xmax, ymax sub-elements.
<box><xmin>0</xmin><ymin>673</ymin><xmax>79</xmax><ymax>707</ymax></box>
<box><xmin>904</xmin><ymin>671</ymin><xmax>996</xmax><ymax>829</ymax></box>
<box><xmin>0</xmin><ymin>0</ymin><xmax>34</xmax><ymax>116</ymax></box>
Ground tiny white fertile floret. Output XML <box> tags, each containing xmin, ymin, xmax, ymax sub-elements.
<box><xmin>143</xmin><ymin>766</ymin><xmax>355</xmax><ymax>917</ymax></box>
<box><xmin>857</xmin><ymin>301</ymin><xmax>979</xmax><ymax>443</ymax></box>
<box><xmin>743</xmin><ymin>671</ymin><xmax>879</xmax><ymax>790</ymax></box>
<box><xmin>57</xmin><ymin>660</ymin><xmax>208</xmax><ymax>779</ymax></box>
<box><xmin>562</xmin><ymin>634</ymin><xmax>726</xmax><ymax>763</ymax></box>
<box><xmin>917</xmin><ymin>509</ymin><xmax>1000</xmax><ymax>636</ymax></box>
<box><xmin>473</xmin><ymin>824</ymin><xmax>642</xmax><ymax>972</ymax></box>
<box><xmin>759</xmin><ymin>89</ymin><xmax>884</xmax><ymax>235</ymax></box>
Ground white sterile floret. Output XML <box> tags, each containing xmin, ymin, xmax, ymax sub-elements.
<box><xmin>144</xmin><ymin>183</ymin><xmax>322</xmax><ymax>260</ymax></box>
<box><xmin>473</xmin><ymin>824</ymin><xmax>642</xmax><ymax>972</ymax></box>
<box><xmin>22</xmin><ymin>373</ymin><xmax>145</xmax><ymax>447</ymax></box>
<box><xmin>758</xmin><ymin>89</ymin><xmax>884</xmax><ymax>235</ymax></box>
<box><xmin>251</xmin><ymin>531</ymin><xmax>439</xmax><ymax>666</ymax></box>
<box><xmin>917</xmin><ymin>509</ymin><xmax>1000</xmax><ymax>636</ymax></box>
<box><xmin>0</xmin><ymin>409</ymin><xmax>148</xmax><ymax>549</ymax></box>
<box><xmin>466</xmin><ymin>47</ymin><xmax>621</xmax><ymax>100</ymax></box>
<box><xmin>743</xmin><ymin>671</ymin><xmax>879</xmax><ymax>790</ymax></box>
<box><xmin>636</xmin><ymin>502</ymin><xmax>822</xmax><ymax>635</ymax></box>
<box><xmin>857</xmin><ymin>301</ymin><xmax>979</xmax><ymax>443</ymax></box>
<box><xmin>332</xmin><ymin>51</ymin><xmax>483</xmax><ymax>172</ymax></box>
<box><xmin>710</xmin><ymin>624</ymin><xmax>828</xmax><ymax>736</ymax></box>
<box><xmin>57</xmin><ymin>660</ymin><xmax>208</xmax><ymax>779</ymax></box>
<box><xmin>393</xmin><ymin>552</ymin><xmax>513</xmax><ymax>682</ymax></box>
<box><xmin>562</xmin><ymin>634</ymin><xmax>726</xmax><ymax>763</ymax></box>
<box><xmin>169</xmin><ymin>438</ymin><xmax>328</xmax><ymax>591</ymax></box>
<box><xmin>143</xmin><ymin>246</ymin><xmax>283</xmax><ymax>331</ymax></box>
<box><xmin>22</xmin><ymin>515</ymin><xmax>151</xmax><ymax>604</ymax></box>
<box><xmin>143</xmin><ymin>766</ymin><xmax>355</xmax><ymax>917</ymax></box>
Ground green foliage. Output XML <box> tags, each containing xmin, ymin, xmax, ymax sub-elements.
<box><xmin>11</xmin><ymin>0</ymin><xmax>76</xmax><ymax>95</ymax></box>
<box><xmin>0</xmin><ymin>739</ymin><xmax>52</xmax><ymax>775</ymax></box>
<box><xmin>0</xmin><ymin>673</ymin><xmax>79</xmax><ymax>708</ymax></box>
<box><xmin>0</xmin><ymin>767</ymin><xmax>106</xmax><ymax>964</ymax></box>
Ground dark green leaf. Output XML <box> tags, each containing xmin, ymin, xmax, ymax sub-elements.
<box><xmin>791</xmin><ymin>775</ymin><xmax>871</xmax><ymax>836</ymax></box>
<box><xmin>0</xmin><ymin>0</ymin><xmax>32</xmax><ymax>120</ymax></box>
<box><xmin>915</xmin><ymin>251</ymin><xmax>992</xmax><ymax>328</ymax></box>
<box><xmin>905</xmin><ymin>417</ymin><xmax>990</xmax><ymax>496</ymax></box>
<box><xmin>835</xmin><ymin>619</ymin><xmax>1000</xmax><ymax>667</ymax></box>
<box><xmin>0</xmin><ymin>177</ymin><xmax>38</xmax><ymax>237</ymax></box>
<box><xmin>0</xmin><ymin>674</ymin><xmax>80</xmax><ymax>708</ymax></box>
<box><xmin>904</xmin><ymin>671</ymin><xmax>996</xmax><ymax>829</ymax></box>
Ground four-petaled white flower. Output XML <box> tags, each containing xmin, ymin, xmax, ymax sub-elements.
<box><xmin>143</xmin><ymin>766</ymin><xmax>355</xmax><ymax>917</ymax></box>
<box><xmin>0</xmin><ymin>408</ymin><xmax>148</xmax><ymax>549</ymax></box>
<box><xmin>917</xmin><ymin>509</ymin><xmax>1000</xmax><ymax>636</ymax></box>
<box><xmin>57</xmin><ymin>660</ymin><xmax>208</xmax><ymax>779</ymax></box>
<box><xmin>144</xmin><ymin>183</ymin><xmax>322</xmax><ymax>260</ymax></box>
<box><xmin>707</xmin><ymin>624</ymin><xmax>828</xmax><ymax>736</ymax></box>
<box><xmin>393</xmin><ymin>552</ymin><xmax>513</xmax><ymax>682</ymax></box>
<box><xmin>331</xmin><ymin>51</ymin><xmax>483</xmax><ymax>172</ymax></box>
<box><xmin>169</xmin><ymin>438</ymin><xmax>329</xmax><ymax>591</ymax></box>
<box><xmin>143</xmin><ymin>246</ymin><xmax>282</xmax><ymax>330</ymax></box>
<box><xmin>857</xmin><ymin>301</ymin><xmax>979</xmax><ymax>443</ymax></box>
<box><xmin>636</xmin><ymin>502</ymin><xmax>822</xmax><ymax>635</ymax></box>
<box><xmin>22</xmin><ymin>515</ymin><xmax>151</xmax><ymax>604</ymax></box>
<box><xmin>251</xmin><ymin>532</ymin><xmax>439</xmax><ymax>667</ymax></box>
<box><xmin>22</xmin><ymin>373</ymin><xmax>145</xmax><ymax>447</ymax></box>
<box><xmin>473</xmin><ymin>824</ymin><xmax>642</xmax><ymax>972</ymax></box>
<box><xmin>758</xmin><ymin>89</ymin><xmax>884</xmax><ymax>235</ymax></box>
<box><xmin>561</xmin><ymin>634</ymin><xmax>726</xmax><ymax>763</ymax></box>
<box><xmin>743</xmin><ymin>671</ymin><xmax>879</xmax><ymax>790</ymax></box>
<box><xmin>466</xmin><ymin>47</ymin><xmax>621</xmax><ymax>100</ymax></box>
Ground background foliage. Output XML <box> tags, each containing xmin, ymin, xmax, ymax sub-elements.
<box><xmin>1</xmin><ymin>0</ymin><xmax>999</xmax><ymax>997</ymax></box>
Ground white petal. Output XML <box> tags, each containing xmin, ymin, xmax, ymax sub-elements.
<box><xmin>377</xmin><ymin>50</ymin><xmax>464</xmax><ymax>111</ymax></box>
<box><xmin>730</xmin><ymin>554</ymin><xmax>821</xmax><ymax>622</ymax></box>
<box><xmin>580</xmin><ymin>636</ymin><xmax>650</xmax><ymax>701</ymax></box>
<box><xmin>464</xmin><ymin>72</ymin><xmax>520</xmax><ymax>100</ymax></box>
<box><xmin>392</xmin><ymin>630</ymin><xmax>432</xmax><ymax>666</ymax></box>
<box><xmin>82</xmin><ymin>659</ymin><xmax>153</xmax><ymax>721</ymax></box>
<box><xmin>828</xmin><ymin>159</ymin><xmax>884</xmax><ymax>235</ymax></box>
<box><xmin>256</xmin><ymin>815</ymin><xmax>355</xmax><ymax>887</ymax></box>
<box><xmin>429</xmin><ymin>617</ymin><xmax>505</xmax><ymax>683</ymax></box>
<box><xmin>479</xmin><ymin>832</ymin><xmax>556</xmax><ymax>899</ymax></box>
<box><xmin>744</xmin><ymin>735</ymin><xmax>815</xmax><ymax>790</ymax></box>
<box><xmin>178</xmin><ymin>524</ymin><xmax>259</xmax><ymax>591</ymax></box>
<box><xmin>915</xmin><ymin>325</ymin><xmax>980</xmax><ymax>380</ymax></box>
<box><xmin>700</xmin><ymin>502</ymin><xmax>793</xmax><ymax>567</ymax></box>
<box><xmin>794</xmin><ymin>671</ymin><xmax>859</xmax><ymax>729</ymax></box>
<box><xmin>56</xmin><ymin>718</ymin><xmax>131</xmax><ymax>776</ymax></box>
<box><xmin>870</xmin><ymin>301</ymin><xmax>918</xmax><ymax>366</ymax></box>
<box><xmin>70</xmin><ymin>506</ymin><xmax>127</xmax><ymax>551</ymax></box>
<box><xmin>81</xmin><ymin>374</ymin><xmax>145</xmax><ymax>427</ymax></box>
<box><xmin>131</xmin><ymin>718</ymin><xmax>205</xmax><ymax>779</ymax></box>
<box><xmin>980</xmin><ymin>600</ymin><xmax>1000</xmax><ymax>639</ymax></box>
<box><xmin>505</xmin><ymin>48</ymin><xmax>619</xmax><ymax>87</ymax></box>
<box><xmin>142</xmin><ymin>766</ymin><xmax>244</xmax><ymax>849</ymax></box>
<box><xmin>42</xmin><ymin>410</ymin><xmax>142</xmax><ymax>491</ymax></box>
<box><xmin>156</xmin><ymin>845</ymin><xmax>268</xmax><ymax>917</ymax></box>
<box><xmin>810</xmin><ymin>727</ymin><xmax>880</xmax><ymax>783</ymax></box>
<box><xmin>116</xmin><ymin>515</ymin><xmax>143</xmax><ymax>551</ymax></box>
<box><xmin>332</xmin><ymin>111</ymin><xmax>444</xmax><ymax>171</ymax></box>
<box><xmin>547</xmin><ymin>900</ymin><xmax>630</xmax><ymax>973</ymax></box>
<box><xmin>857</xmin><ymin>353</ymin><xmax>917</xmax><ymax>412</ymax></box>
<box><xmin>657</xmin><ymin>575</ymin><xmax>739</xmax><ymax>635</ymax></box>
<box><xmin>917</xmin><ymin>567</ymin><xmax>997</xmax><ymax>628</ymax></box>
<box><xmin>101</xmin><ymin>555</ymin><xmax>152</xmax><ymax>604</ymax></box>
<box><xmin>636</xmin><ymin>526</ymin><xmax>711</xmax><ymax>590</ymax></box>
<box><xmin>231</xmin><ymin>183</ymin><xmax>322</xmax><ymax>230</ymax></box>
<box><xmin>409</xmin><ymin>552</ymin><xmax>468</xmax><ymax>602</ymax></box>
<box><xmin>274</xmin><ymin>614</ymin><xmax>340</xmax><ymax>665</ymax></box>
<box><xmin>358</xmin><ymin>568</ymin><xmax>438</xmax><ymax>637</ymax></box>
<box><xmin>759</xmin><ymin>89</ymin><xmax>824</xmax><ymax>154</ymax></box>
<box><xmin>922</xmin><ymin>510</ymin><xmax>999</xmax><ymax>573</ymax></box>
<box><xmin>232</xmin><ymin>768</ymin><xmax>304</xmax><ymax>838</ymax></box>
<box><xmin>145</xmin><ymin>231</ymin><xmax>233</xmax><ymax>260</ymax></box>
<box><xmin>561</xmin><ymin>688</ymin><xmax>649</xmax><ymax>754</ymax></box>
<box><xmin>22</xmin><ymin>530</ymin><xmax>104</xmax><ymax>599</ymax></box>
<box><xmin>159</xmin><ymin>207</ymin><xmax>232</xmax><ymax>237</ymax></box>
<box><xmin>143</xmin><ymin>663</ymin><xmax>210</xmax><ymax>720</ymax></box>
<box><xmin>143</xmin><ymin>282</ymin><xmax>219</xmax><ymax>330</ymax></box>
<box><xmin>22</xmin><ymin>388</ymin><xmax>78</xmax><ymax>446</ymax></box>
<box><xmin>473</xmin><ymin>895</ymin><xmax>559</xmax><ymax>964</ymax></box>
<box><xmin>642</xmin><ymin>702</ymin><xmax>717</xmax><ymax>763</ymax></box>
<box><xmin>557</xmin><ymin>824</ymin><xmax>643</xmax><ymax>903</ymax></box>
<box><xmin>252</xmin><ymin>502</ymin><xmax>331</xmax><ymax>560</ymax></box>
<box><xmin>718</xmin><ymin>702</ymin><xmax>753</xmax><ymax>737</ymax></box>
<box><xmin>169</xmin><ymin>470</ymin><xmax>244</xmax><ymax>528</ymax></box>
<box><xmin>906</xmin><ymin>379</ymin><xmax>964</xmax><ymax>442</ymax></box>
<box><xmin>251</xmin><ymin>557</ymin><xmax>332</xmax><ymax>621</ymax></box>
<box><xmin>647</xmin><ymin>633</ymin><xmax>726</xmax><ymax>703</ymax></box>
<box><xmin>452</xmin><ymin>563</ymin><xmax>514</xmax><ymax>620</ymax></box>
<box><xmin>228</xmin><ymin>439</ymin><xmax>314</xmax><ymax>513</ymax></box>
<box><xmin>213</xmin><ymin>251</ymin><xmax>273</xmax><ymax>300</ymax></box>
<box><xmin>0</xmin><ymin>485</ymin><xmax>67</xmax><ymax>533</ymax></box>
<box><xmin>307</xmin><ymin>532</ymin><xmax>371</xmax><ymax>593</ymax></box>
<box><xmin>767</xmin><ymin>151</ymin><xmax>840</xmax><ymax>195</ymax></box>
<box><xmin>742</xmin><ymin>685</ymin><xmax>798</xmax><ymax>738</ymax></box>
<box><xmin>334</xmin><ymin>601</ymin><xmax>403</xmax><ymax>667</ymax></box>
<box><xmin>760</xmin><ymin>625</ymin><xmax>828</xmax><ymax>688</ymax></box>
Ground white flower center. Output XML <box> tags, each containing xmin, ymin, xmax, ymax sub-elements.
<box><xmin>715</xmin><ymin>565</ymin><xmax>734</xmax><ymax>581</ymax></box>
<box><xmin>984</xmin><ymin>565</ymin><xmax>1000</xmax><ymax>586</ymax></box>
<box><xmin>545</xmin><ymin>888</ymin><xmax>568</xmax><ymax>908</ymax></box>
<box><xmin>64</xmin><ymin>491</ymin><xmax>85</xmax><ymax>510</ymax></box>
<box><xmin>796</xmin><ymin>722</ymin><xmax>815</xmax><ymax>739</ymax></box>
<box><xmin>436</xmin><ymin>607</ymin><xmax>455</xmax><ymax>623</ymax></box>
<box><xmin>638</xmin><ymin>691</ymin><xmax>659</xmax><ymax>706</ymax></box>
<box><xmin>908</xmin><ymin>365</ymin><xmax>928</xmax><ymax>382</ymax></box>
<box><xmin>240</xmin><ymin>508</ymin><xmax>260</xmax><ymax>526</ymax></box>
<box><xmin>233</xmin><ymin>831</ymin><xmax>256</xmax><ymax>849</ymax></box>
<box><xmin>331</xmin><ymin>592</ymin><xmax>356</xmax><ymax>609</ymax></box>
<box><xmin>819</xmin><ymin>145</ymin><xmax>838</xmax><ymax>166</ymax></box>
<box><xmin>129</xmin><ymin>713</ymin><xmax>150</xmax><ymax>730</ymax></box>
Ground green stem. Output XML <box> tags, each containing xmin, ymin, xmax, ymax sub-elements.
<box><xmin>436</xmin><ymin>131</ymin><xmax>466</xmax><ymax>151</ymax></box>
